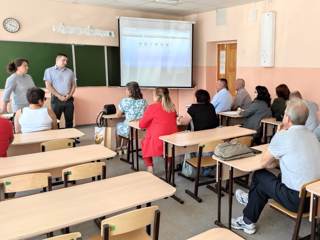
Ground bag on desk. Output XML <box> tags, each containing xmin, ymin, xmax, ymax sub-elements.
<box><xmin>94</xmin><ymin>126</ymin><xmax>105</xmax><ymax>145</ymax></box>
<box><xmin>214</xmin><ymin>140</ymin><xmax>255</xmax><ymax>161</ymax></box>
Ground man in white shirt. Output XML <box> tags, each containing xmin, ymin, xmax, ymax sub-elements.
<box><xmin>232</xmin><ymin>98</ymin><xmax>320</xmax><ymax>235</ymax></box>
<box><xmin>211</xmin><ymin>78</ymin><xmax>233</xmax><ymax>113</ymax></box>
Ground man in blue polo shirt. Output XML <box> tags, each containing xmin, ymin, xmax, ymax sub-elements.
<box><xmin>44</xmin><ymin>53</ymin><xmax>76</xmax><ymax>128</ymax></box>
<box><xmin>211</xmin><ymin>78</ymin><xmax>233</xmax><ymax>113</ymax></box>
<box><xmin>232</xmin><ymin>98</ymin><xmax>320</xmax><ymax>235</ymax></box>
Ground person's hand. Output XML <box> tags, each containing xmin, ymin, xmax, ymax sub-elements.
<box><xmin>58</xmin><ymin>95</ymin><xmax>67</xmax><ymax>102</ymax></box>
<box><xmin>176</xmin><ymin>116</ymin><xmax>182</xmax><ymax>124</ymax></box>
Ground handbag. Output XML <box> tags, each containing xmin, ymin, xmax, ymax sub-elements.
<box><xmin>214</xmin><ymin>140</ymin><xmax>255</xmax><ymax>161</ymax></box>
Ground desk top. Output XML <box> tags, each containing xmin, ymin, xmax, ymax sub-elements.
<box><xmin>12</xmin><ymin>128</ymin><xmax>84</xmax><ymax>146</ymax></box>
<box><xmin>102</xmin><ymin>114</ymin><xmax>124</xmax><ymax>119</ymax></box>
<box><xmin>0</xmin><ymin>145</ymin><xmax>116</xmax><ymax>178</ymax></box>
<box><xmin>0</xmin><ymin>113</ymin><xmax>14</xmax><ymax>119</ymax></box>
<box><xmin>306</xmin><ymin>181</ymin><xmax>320</xmax><ymax>196</ymax></box>
<box><xmin>128</xmin><ymin>120</ymin><xmax>141</xmax><ymax>130</ymax></box>
<box><xmin>159</xmin><ymin>126</ymin><xmax>256</xmax><ymax>147</ymax></box>
<box><xmin>218</xmin><ymin>111</ymin><xmax>242</xmax><ymax>118</ymax></box>
<box><xmin>188</xmin><ymin>228</ymin><xmax>244</xmax><ymax>240</ymax></box>
<box><xmin>213</xmin><ymin>144</ymin><xmax>268</xmax><ymax>172</ymax></box>
<box><xmin>0</xmin><ymin>172</ymin><xmax>175</xmax><ymax>240</ymax></box>
<box><xmin>261</xmin><ymin>117</ymin><xmax>282</xmax><ymax>126</ymax></box>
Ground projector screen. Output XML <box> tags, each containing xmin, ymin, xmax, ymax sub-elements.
<box><xmin>119</xmin><ymin>17</ymin><xmax>193</xmax><ymax>88</ymax></box>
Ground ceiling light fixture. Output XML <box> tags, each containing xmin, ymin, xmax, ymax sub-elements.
<box><xmin>154</xmin><ymin>0</ymin><xmax>182</xmax><ymax>5</ymax></box>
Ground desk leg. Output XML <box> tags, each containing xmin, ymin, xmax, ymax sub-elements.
<box><xmin>311</xmin><ymin>195</ymin><xmax>319</xmax><ymax>240</ymax></box>
<box><xmin>135</xmin><ymin>129</ymin><xmax>139</xmax><ymax>171</ymax></box>
<box><xmin>164</xmin><ymin>142</ymin><xmax>169</xmax><ymax>181</ymax></box>
<box><xmin>171</xmin><ymin>145</ymin><xmax>175</xmax><ymax>186</ymax></box>
<box><xmin>228</xmin><ymin>167</ymin><xmax>234</xmax><ymax>229</ymax></box>
<box><xmin>215</xmin><ymin>162</ymin><xmax>223</xmax><ymax>226</ymax></box>
<box><xmin>131</xmin><ymin>127</ymin><xmax>134</xmax><ymax>168</ymax></box>
<box><xmin>263</xmin><ymin>123</ymin><xmax>268</xmax><ymax>144</ymax></box>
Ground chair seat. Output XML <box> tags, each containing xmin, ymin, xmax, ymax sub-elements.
<box><xmin>188</xmin><ymin>228</ymin><xmax>244</xmax><ymax>240</ymax></box>
<box><xmin>90</xmin><ymin>229</ymin><xmax>151</xmax><ymax>240</ymax></box>
<box><xmin>186</xmin><ymin>156</ymin><xmax>216</xmax><ymax>168</ymax></box>
<box><xmin>269</xmin><ymin>200</ymin><xmax>309</xmax><ymax>219</ymax></box>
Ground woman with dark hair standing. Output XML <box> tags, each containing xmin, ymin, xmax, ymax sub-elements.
<box><xmin>139</xmin><ymin>87</ymin><xmax>177</xmax><ymax>173</ymax></box>
<box><xmin>116</xmin><ymin>82</ymin><xmax>147</xmax><ymax>146</ymax></box>
<box><xmin>0</xmin><ymin>59</ymin><xmax>35</xmax><ymax>113</ymax></box>
<box><xmin>178</xmin><ymin>89</ymin><xmax>218</xmax><ymax>131</ymax></box>
<box><xmin>240</xmin><ymin>86</ymin><xmax>272</xmax><ymax>143</ymax></box>
<box><xmin>271</xmin><ymin>84</ymin><xmax>290</xmax><ymax>121</ymax></box>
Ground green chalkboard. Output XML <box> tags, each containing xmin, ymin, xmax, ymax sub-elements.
<box><xmin>107</xmin><ymin>46</ymin><xmax>120</xmax><ymax>86</ymax></box>
<box><xmin>74</xmin><ymin>45</ymin><xmax>106</xmax><ymax>87</ymax></box>
<box><xmin>0</xmin><ymin>41</ymin><xmax>73</xmax><ymax>88</ymax></box>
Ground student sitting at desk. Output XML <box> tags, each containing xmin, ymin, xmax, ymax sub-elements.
<box><xmin>271</xmin><ymin>84</ymin><xmax>290</xmax><ymax>121</ymax></box>
<box><xmin>116</xmin><ymin>81</ymin><xmax>147</xmax><ymax>148</ymax></box>
<box><xmin>211</xmin><ymin>78</ymin><xmax>233</xmax><ymax>113</ymax></box>
<box><xmin>177</xmin><ymin>89</ymin><xmax>218</xmax><ymax>131</ymax></box>
<box><xmin>14</xmin><ymin>87</ymin><xmax>57</xmax><ymax>133</ymax></box>
<box><xmin>231</xmin><ymin>78</ymin><xmax>252</xmax><ymax>110</ymax></box>
<box><xmin>0</xmin><ymin>117</ymin><xmax>14</xmax><ymax>157</ymax></box>
<box><xmin>139</xmin><ymin>87</ymin><xmax>177</xmax><ymax>173</ymax></box>
<box><xmin>232</xmin><ymin>98</ymin><xmax>320</xmax><ymax>235</ymax></box>
<box><xmin>290</xmin><ymin>91</ymin><xmax>319</xmax><ymax>132</ymax></box>
<box><xmin>240</xmin><ymin>86</ymin><xmax>272</xmax><ymax>143</ymax></box>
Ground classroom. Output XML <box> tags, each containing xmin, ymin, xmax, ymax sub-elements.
<box><xmin>0</xmin><ymin>0</ymin><xmax>320</xmax><ymax>239</ymax></box>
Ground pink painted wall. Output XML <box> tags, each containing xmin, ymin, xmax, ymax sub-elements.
<box><xmin>185</xmin><ymin>0</ymin><xmax>320</xmax><ymax>106</ymax></box>
<box><xmin>2</xmin><ymin>0</ymin><xmax>320</xmax><ymax>124</ymax></box>
<box><xmin>0</xmin><ymin>0</ymin><xmax>189</xmax><ymax>125</ymax></box>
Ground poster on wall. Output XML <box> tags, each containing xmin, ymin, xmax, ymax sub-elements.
<box><xmin>219</xmin><ymin>50</ymin><xmax>226</xmax><ymax>74</ymax></box>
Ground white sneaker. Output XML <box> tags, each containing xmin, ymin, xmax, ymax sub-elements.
<box><xmin>236</xmin><ymin>189</ymin><xmax>249</xmax><ymax>206</ymax></box>
<box><xmin>231</xmin><ymin>216</ymin><xmax>256</xmax><ymax>235</ymax></box>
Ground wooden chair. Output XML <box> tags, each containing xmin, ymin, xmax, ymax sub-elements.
<box><xmin>90</xmin><ymin>206</ymin><xmax>160</xmax><ymax>240</ymax></box>
<box><xmin>185</xmin><ymin>140</ymin><xmax>223</xmax><ymax>202</ymax></box>
<box><xmin>187</xmin><ymin>227</ymin><xmax>244</xmax><ymax>240</ymax></box>
<box><xmin>40</xmin><ymin>139</ymin><xmax>76</xmax><ymax>184</ymax></box>
<box><xmin>233</xmin><ymin>136</ymin><xmax>253</xmax><ymax>147</ymax></box>
<box><xmin>0</xmin><ymin>173</ymin><xmax>52</xmax><ymax>200</ymax></box>
<box><xmin>269</xmin><ymin>179</ymin><xmax>320</xmax><ymax>240</ymax></box>
<box><xmin>62</xmin><ymin>162</ymin><xmax>106</xmax><ymax>187</ymax></box>
<box><xmin>44</xmin><ymin>232</ymin><xmax>82</xmax><ymax>240</ymax></box>
<box><xmin>40</xmin><ymin>139</ymin><xmax>75</xmax><ymax>152</ymax></box>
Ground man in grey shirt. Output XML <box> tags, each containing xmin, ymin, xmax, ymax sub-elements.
<box><xmin>232</xmin><ymin>98</ymin><xmax>320</xmax><ymax>235</ymax></box>
<box><xmin>231</xmin><ymin>78</ymin><xmax>252</xmax><ymax>110</ymax></box>
<box><xmin>44</xmin><ymin>53</ymin><xmax>76</xmax><ymax>128</ymax></box>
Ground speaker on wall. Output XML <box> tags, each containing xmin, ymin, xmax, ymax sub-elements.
<box><xmin>260</xmin><ymin>11</ymin><xmax>276</xmax><ymax>67</ymax></box>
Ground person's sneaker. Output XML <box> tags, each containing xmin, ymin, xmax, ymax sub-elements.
<box><xmin>236</xmin><ymin>189</ymin><xmax>249</xmax><ymax>206</ymax></box>
<box><xmin>231</xmin><ymin>216</ymin><xmax>256</xmax><ymax>234</ymax></box>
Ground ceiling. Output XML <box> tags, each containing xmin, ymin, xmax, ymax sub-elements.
<box><xmin>56</xmin><ymin>0</ymin><xmax>263</xmax><ymax>16</ymax></box>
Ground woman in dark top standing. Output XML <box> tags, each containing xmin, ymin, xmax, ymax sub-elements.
<box><xmin>178</xmin><ymin>89</ymin><xmax>218</xmax><ymax>131</ymax></box>
<box><xmin>271</xmin><ymin>84</ymin><xmax>290</xmax><ymax>121</ymax></box>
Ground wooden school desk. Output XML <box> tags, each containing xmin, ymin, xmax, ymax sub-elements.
<box><xmin>212</xmin><ymin>144</ymin><xmax>268</xmax><ymax>229</ymax></box>
<box><xmin>159</xmin><ymin>126</ymin><xmax>256</xmax><ymax>203</ymax></box>
<box><xmin>187</xmin><ymin>228</ymin><xmax>244</xmax><ymax>240</ymax></box>
<box><xmin>217</xmin><ymin>111</ymin><xmax>243</xmax><ymax>126</ymax></box>
<box><xmin>102</xmin><ymin>114</ymin><xmax>124</xmax><ymax>151</ymax></box>
<box><xmin>0</xmin><ymin>172</ymin><xmax>175</xmax><ymax>240</ymax></box>
<box><xmin>306</xmin><ymin>181</ymin><xmax>320</xmax><ymax>240</ymax></box>
<box><xmin>8</xmin><ymin>128</ymin><xmax>85</xmax><ymax>156</ymax></box>
<box><xmin>0</xmin><ymin>145</ymin><xmax>116</xmax><ymax>178</ymax></box>
<box><xmin>0</xmin><ymin>112</ymin><xmax>14</xmax><ymax>120</ymax></box>
<box><xmin>261</xmin><ymin>117</ymin><xmax>282</xmax><ymax>143</ymax></box>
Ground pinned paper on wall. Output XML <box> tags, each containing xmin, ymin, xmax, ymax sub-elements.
<box><xmin>219</xmin><ymin>50</ymin><xmax>226</xmax><ymax>74</ymax></box>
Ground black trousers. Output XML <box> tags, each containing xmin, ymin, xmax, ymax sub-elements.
<box><xmin>51</xmin><ymin>96</ymin><xmax>74</xmax><ymax>128</ymax></box>
<box><xmin>243</xmin><ymin>169</ymin><xmax>308</xmax><ymax>223</ymax></box>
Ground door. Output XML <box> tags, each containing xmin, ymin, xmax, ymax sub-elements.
<box><xmin>217</xmin><ymin>43</ymin><xmax>237</xmax><ymax>95</ymax></box>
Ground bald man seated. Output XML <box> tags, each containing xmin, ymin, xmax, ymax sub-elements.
<box><xmin>231</xmin><ymin>78</ymin><xmax>252</xmax><ymax>110</ymax></box>
<box><xmin>232</xmin><ymin>98</ymin><xmax>320</xmax><ymax>234</ymax></box>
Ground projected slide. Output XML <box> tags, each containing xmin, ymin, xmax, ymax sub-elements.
<box><xmin>119</xmin><ymin>17</ymin><xmax>193</xmax><ymax>87</ymax></box>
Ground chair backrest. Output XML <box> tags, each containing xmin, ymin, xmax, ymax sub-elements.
<box><xmin>62</xmin><ymin>162</ymin><xmax>106</xmax><ymax>183</ymax></box>
<box><xmin>41</xmin><ymin>139</ymin><xmax>75</xmax><ymax>152</ymax></box>
<box><xmin>200</xmin><ymin>140</ymin><xmax>224</xmax><ymax>154</ymax></box>
<box><xmin>0</xmin><ymin>173</ymin><xmax>52</xmax><ymax>199</ymax></box>
<box><xmin>101</xmin><ymin>206</ymin><xmax>160</xmax><ymax>238</ymax></box>
<box><xmin>44</xmin><ymin>232</ymin><xmax>81</xmax><ymax>240</ymax></box>
<box><xmin>233</xmin><ymin>136</ymin><xmax>253</xmax><ymax>147</ymax></box>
